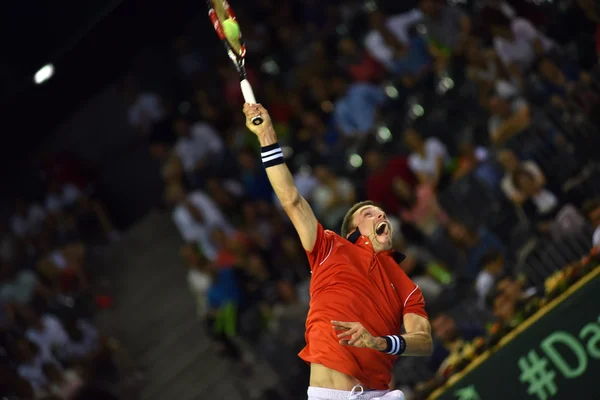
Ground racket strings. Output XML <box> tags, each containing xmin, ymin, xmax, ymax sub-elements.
<box><xmin>212</xmin><ymin>0</ymin><xmax>243</xmax><ymax>56</ymax></box>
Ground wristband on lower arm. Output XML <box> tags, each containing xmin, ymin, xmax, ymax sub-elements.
<box><xmin>381</xmin><ymin>335</ymin><xmax>406</xmax><ymax>355</ymax></box>
<box><xmin>261</xmin><ymin>143</ymin><xmax>284</xmax><ymax>168</ymax></box>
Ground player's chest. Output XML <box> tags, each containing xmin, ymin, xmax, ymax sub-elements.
<box><xmin>332</xmin><ymin>253</ymin><xmax>405</xmax><ymax>309</ymax></box>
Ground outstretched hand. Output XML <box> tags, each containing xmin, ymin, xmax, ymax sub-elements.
<box><xmin>243</xmin><ymin>103</ymin><xmax>273</xmax><ymax>137</ymax></box>
<box><xmin>331</xmin><ymin>320</ymin><xmax>384</xmax><ymax>350</ymax></box>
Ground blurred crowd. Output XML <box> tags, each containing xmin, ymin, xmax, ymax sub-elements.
<box><xmin>116</xmin><ymin>0</ymin><xmax>600</xmax><ymax>398</ymax></box>
<box><xmin>4</xmin><ymin>0</ymin><xmax>600</xmax><ymax>399</ymax></box>
<box><xmin>0</xmin><ymin>153</ymin><xmax>140</xmax><ymax>398</ymax></box>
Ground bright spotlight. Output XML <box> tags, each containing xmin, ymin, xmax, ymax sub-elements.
<box><xmin>349</xmin><ymin>154</ymin><xmax>363</xmax><ymax>168</ymax></box>
<box><xmin>411</xmin><ymin>104</ymin><xmax>424</xmax><ymax>118</ymax></box>
<box><xmin>385</xmin><ymin>84</ymin><xmax>399</xmax><ymax>99</ymax></box>
<box><xmin>34</xmin><ymin>64</ymin><xmax>54</xmax><ymax>84</ymax></box>
<box><xmin>377</xmin><ymin>126</ymin><xmax>392</xmax><ymax>143</ymax></box>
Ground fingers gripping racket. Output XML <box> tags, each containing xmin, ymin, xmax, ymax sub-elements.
<box><xmin>207</xmin><ymin>0</ymin><xmax>263</xmax><ymax>125</ymax></box>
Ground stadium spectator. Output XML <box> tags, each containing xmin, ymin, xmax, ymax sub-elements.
<box><xmin>365</xmin><ymin>149</ymin><xmax>417</xmax><ymax>216</ymax></box>
<box><xmin>484</xmin><ymin>8</ymin><xmax>555</xmax><ymax>87</ymax></box>
<box><xmin>272</xmin><ymin>235</ymin><xmax>310</xmax><ymax>302</ymax></box>
<box><xmin>120</xmin><ymin>81</ymin><xmax>173</xmax><ymax>159</ymax></box>
<box><xmin>337</xmin><ymin>37</ymin><xmax>385</xmax><ymax>83</ymax></box>
<box><xmin>181</xmin><ymin>244</ymin><xmax>212</xmax><ymax>318</ymax></box>
<box><xmin>58</xmin><ymin>317</ymin><xmax>101</xmax><ymax>363</ymax></box>
<box><xmin>21</xmin><ymin>308</ymin><xmax>69</xmax><ymax>364</ymax></box>
<box><xmin>45</xmin><ymin>180</ymin><xmax>120</xmax><ymax>242</ymax></box>
<box><xmin>0</xmin><ymin>262</ymin><xmax>49</xmax><ymax>305</ymax></box>
<box><xmin>364</xmin><ymin>9</ymin><xmax>425</xmax><ymax>73</ymax></box>
<box><xmin>400</xmin><ymin>247</ymin><xmax>449</xmax><ymax>306</ymax></box>
<box><xmin>205</xmin><ymin>178</ymin><xmax>246</xmax><ymax>222</ymax></box>
<box><xmin>311</xmin><ymin>163</ymin><xmax>356</xmax><ymax>230</ymax></box>
<box><xmin>474</xmin><ymin>251</ymin><xmax>507</xmax><ymax>309</ymax></box>
<box><xmin>511</xmin><ymin>167</ymin><xmax>562</xmax><ymax>232</ymax></box>
<box><xmin>487</xmin><ymin>81</ymin><xmax>531</xmax><ymax>145</ymax></box>
<box><xmin>237</xmin><ymin>147</ymin><xmax>273</xmax><ymax>203</ymax></box>
<box><xmin>11</xmin><ymin>198</ymin><xmax>47</xmax><ymax>239</ymax></box>
<box><xmin>446</xmin><ymin>219</ymin><xmax>506</xmax><ymax>279</ymax></box>
<box><xmin>331</xmin><ymin>73</ymin><xmax>387</xmax><ymax>139</ymax></box>
<box><xmin>167</xmin><ymin>182</ymin><xmax>233</xmax><ymax>261</ymax></box>
<box><xmin>497</xmin><ymin>148</ymin><xmax>545</xmax><ymax>204</ymax></box>
<box><xmin>535</xmin><ymin>56</ymin><xmax>599</xmax><ymax>116</ymax></box>
<box><xmin>172</xmin><ymin>116</ymin><xmax>225</xmax><ymax>187</ymax></box>
<box><xmin>417</xmin><ymin>0</ymin><xmax>471</xmax><ymax>67</ymax></box>
<box><xmin>465</xmin><ymin>38</ymin><xmax>505</xmax><ymax>106</ymax></box>
<box><xmin>405</xmin><ymin>128</ymin><xmax>451</xmax><ymax>190</ymax></box>
<box><xmin>397</xmin><ymin>180</ymin><xmax>448</xmax><ymax>239</ymax></box>
<box><xmin>206</xmin><ymin>265</ymin><xmax>243</xmax><ymax>362</ymax></box>
<box><xmin>42</xmin><ymin>362</ymin><xmax>84</xmax><ymax>399</ymax></box>
<box><xmin>428</xmin><ymin>313</ymin><xmax>485</xmax><ymax>373</ymax></box>
<box><xmin>452</xmin><ymin>143</ymin><xmax>500</xmax><ymax>188</ymax></box>
<box><xmin>15</xmin><ymin>338</ymin><xmax>59</xmax><ymax>395</ymax></box>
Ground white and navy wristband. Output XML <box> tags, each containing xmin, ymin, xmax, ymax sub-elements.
<box><xmin>382</xmin><ymin>335</ymin><xmax>406</xmax><ymax>356</ymax></box>
<box><xmin>261</xmin><ymin>143</ymin><xmax>285</xmax><ymax>168</ymax></box>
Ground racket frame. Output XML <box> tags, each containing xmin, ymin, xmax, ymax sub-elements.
<box><xmin>207</xmin><ymin>0</ymin><xmax>262</xmax><ymax>125</ymax></box>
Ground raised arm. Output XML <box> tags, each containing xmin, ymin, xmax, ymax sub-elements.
<box><xmin>243</xmin><ymin>103</ymin><xmax>318</xmax><ymax>252</ymax></box>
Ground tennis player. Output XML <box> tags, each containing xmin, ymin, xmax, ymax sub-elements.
<box><xmin>243</xmin><ymin>104</ymin><xmax>432</xmax><ymax>400</ymax></box>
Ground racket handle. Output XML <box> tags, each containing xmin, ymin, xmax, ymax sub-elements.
<box><xmin>240</xmin><ymin>79</ymin><xmax>263</xmax><ymax>125</ymax></box>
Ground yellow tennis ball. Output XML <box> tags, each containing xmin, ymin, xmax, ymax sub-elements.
<box><xmin>222</xmin><ymin>19</ymin><xmax>240</xmax><ymax>41</ymax></box>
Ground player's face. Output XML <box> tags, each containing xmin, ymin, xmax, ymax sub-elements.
<box><xmin>353</xmin><ymin>205</ymin><xmax>393</xmax><ymax>251</ymax></box>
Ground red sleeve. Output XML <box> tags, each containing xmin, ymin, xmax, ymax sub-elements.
<box><xmin>305</xmin><ymin>223</ymin><xmax>336</xmax><ymax>271</ymax></box>
<box><xmin>402</xmin><ymin>284</ymin><xmax>428</xmax><ymax>320</ymax></box>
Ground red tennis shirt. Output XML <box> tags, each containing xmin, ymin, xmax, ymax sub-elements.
<box><xmin>298</xmin><ymin>224</ymin><xmax>428</xmax><ymax>390</ymax></box>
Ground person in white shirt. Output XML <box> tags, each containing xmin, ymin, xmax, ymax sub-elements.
<box><xmin>11</xmin><ymin>198</ymin><xmax>47</xmax><ymax>238</ymax></box>
<box><xmin>497</xmin><ymin>149</ymin><xmax>545</xmax><ymax>204</ymax></box>
<box><xmin>364</xmin><ymin>9</ymin><xmax>424</xmax><ymax>71</ymax></box>
<box><xmin>23</xmin><ymin>309</ymin><xmax>70</xmax><ymax>364</ymax></box>
<box><xmin>311</xmin><ymin>164</ymin><xmax>356</xmax><ymax>230</ymax></box>
<box><xmin>485</xmin><ymin>9</ymin><xmax>555</xmax><ymax>87</ymax></box>
<box><xmin>405</xmin><ymin>128</ymin><xmax>450</xmax><ymax>189</ymax></box>
<box><xmin>475</xmin><ymin>251</ymin><xmax>506</xmax><ymax>309</ymax></box>
<box><xmin>15</xmin><ymin>338</ymin><xmax>60</xmax><ymax>395</ymax></box>
<box><xmin>45</xmin><ymin>182</ymin><xmax>82</xmax><ymax>213</ymax></box>
<box><xmin>487</xmin><ymin>81</ymin><xmax>531</xmax><ymax>145</ymax></box>
<box><xmin>173</xmin><ymin>117</ymin><xmax>225</xmax><ymax>185</ymax></box>
<box><xmin>181</xmin><ymin>244</ymin><xmax>212</xmax><ymax>317</ymax></box>
<box><xmin>167</xmin><ymin>182</ymin><xmax>233</xmax><ymax>261</ymax></box>
<box><xmin>126</xmin><ymin>90</ymin><xmax>167</xmax><ymax>136</ymax></box>
<box><xmin>120</xmin><ymin>81</ymin><xmax>173</xmax><ymax>159</ymax></box>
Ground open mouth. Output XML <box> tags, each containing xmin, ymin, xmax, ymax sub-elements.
<box><xmin>376</xmin><ymin>222</ymin><xmax>388</xmax><ymax>236</ymax></box>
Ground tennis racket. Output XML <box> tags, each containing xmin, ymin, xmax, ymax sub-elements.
<box><xmin>207</xmin><ymin>0</ymin><xmax>263</xmax><ymax>125</ymax></box>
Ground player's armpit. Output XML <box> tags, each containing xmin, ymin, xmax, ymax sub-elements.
<box><xmin>402</xmin><ymin>313</ymin><xmax>433</xmax><ymax>356</ymax></box>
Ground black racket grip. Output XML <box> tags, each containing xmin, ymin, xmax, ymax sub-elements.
<box><xmin>251</xmin><ymin>116</ymin><xmax>264</xmax><ymax>125</ymax></box>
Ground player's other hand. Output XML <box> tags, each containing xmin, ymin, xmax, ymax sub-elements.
<box><xmin>332</xmin><ymin>320</ymin><xmax>383</xmax><ymax>350</ymax></box>
<box><xmin>243</xmin><ymin>103</ymin><xmax>272</xmax><ymax>136</ymax></box>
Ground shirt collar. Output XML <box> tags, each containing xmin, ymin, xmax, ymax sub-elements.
<box><xmin>346</xmin><ymin>228</ymin><xmax>406</xmax><ymax>264</ymax></box>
